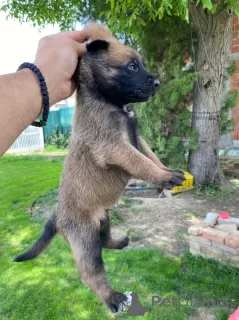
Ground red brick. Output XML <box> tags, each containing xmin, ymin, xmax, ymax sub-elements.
<box><xmin>202</xmin><ymin>227</ymin><xmax>228</xmax><ymax>244</ymax></box>
<box><xmin>232</xmin><ymin>46</ymin><xmax>239</xmax><ymax>53</ymax></box>
<box><xmin>231</xmin><ymin>81</ymin><xmax>239</xmax><ymax>90</ymax></box>
<box><xmin>233</xmin><ymin>31</ymin><xmax>238</xmax><ymax>40</ymax></box>
<box><xmin>233</xmin><ymin>16</ymin><xmax>239</xmax><ymax>25</ymax></box>
<box><xmin>201</xmin><ymin>245</ymin><xmax>223</xmax><ymax>257</ymax></box>
<box><xmin>188</xmin><ymin>223</ymin><xmax>206</xmax><ymax>236</ymax></box>
<box><xmin>212</xmin><ymin>241</ymin><xmax>239</xmax><ymax>255</ymax></box>
<box><xmin>214</xmin><ymin>224</ymin><xmax>238</xmax><ymax>233</ymax></box>
<box><xmin>189</xmin><ymin>235</ymin><xmax>212</xmax><ymax>246</ymax></box>
<box><xmin>233</xmin><ymin>39</ymin><xmax>239</xmax><ymax>47</ymax></box>
<box><xmin>232</xmin><ymin>73</ymin><xmax>239</xmax><ymax>81</ymax></box>
<box><xmin>233</xmin><ymin>24</ymin><xmax>239</xmax><ymax>32</ymax></box>
<box><xmin>225</xmin><ymin>231</ymin><xmax>239</xmax><ymax>248</ymax></box>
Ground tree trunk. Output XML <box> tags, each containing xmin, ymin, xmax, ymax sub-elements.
<box><xmin>189</xmin><ymin>4</ymin><xmax>232</xmax><ymax>185</ymax></box>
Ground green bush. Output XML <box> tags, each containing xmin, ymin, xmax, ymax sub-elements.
<box><xmin>136</xmin><ymin>17</ymin><xmax>197</xmax><ymax>168</ymax></box>
<box><xmin>45</xmin><ymin>126</ymin><xmax>70</xmax><ymax>150</ymax></box>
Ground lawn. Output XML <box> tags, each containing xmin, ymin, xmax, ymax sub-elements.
<box><xmin>0</xmin><ymin>155</ymin><xmax>238</xmax><ymax>320</ymax></box>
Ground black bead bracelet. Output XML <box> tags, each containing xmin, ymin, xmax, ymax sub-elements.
<box><xmin>17</xmin><ymin>62</ymin><xmax>49</xmax><ymax>127</ymax></box>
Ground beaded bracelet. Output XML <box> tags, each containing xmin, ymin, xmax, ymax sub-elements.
<box><xmin>17</xmin><ymin>62</ymin><xmax>49</xmax><ymax>127</ymax></box>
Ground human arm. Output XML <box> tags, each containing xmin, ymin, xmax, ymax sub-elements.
<box><xmin>0</xmin><ymin>30</ymin><xmax>88</xmax><ymax>157</ymax></box>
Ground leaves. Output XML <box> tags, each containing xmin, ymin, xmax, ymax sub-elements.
<box><xmin>235</xmin><ymin>8</ymin><xmax>239</xmax><ymax>17</ymax></box>
<box><xmin>135</xmin><ymin>17</ymin><xmax>197</xmax><ymax>167</ymax></box>
<box><xmin>201</xmin><ymin>0</ymin><xmax>213</xmax><ymax>10</ymax></box>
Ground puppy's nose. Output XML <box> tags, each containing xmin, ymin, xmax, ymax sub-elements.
<box><xmin>153</xmin><ymin>79</ymin><xmax>160</xmax><ymax>88</ymax></box>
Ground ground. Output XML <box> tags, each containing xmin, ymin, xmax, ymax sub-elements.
<box><xmin>1</xmin><ymin>155</ymin><xmax>239</xmax><ymax>320</ymax></box>
<box><xmin>34</xmin><ymin>182</ymin><xmax>239</xmax><ymax>257</ymax></box>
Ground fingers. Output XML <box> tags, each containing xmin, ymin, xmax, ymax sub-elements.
<box><xmin>58</xmin><ymin>31</ymin><xmax>87</xmax><ymax>56</ymax></box>
<box><xmin>58</xmin><ymin>30</ymin><xmax>90</xmax><ymax>43</ymax></box>
<box><xmin>75</xmin><ymin>42</ymin><xmax>87</xmax><ymax>56</ymax></box>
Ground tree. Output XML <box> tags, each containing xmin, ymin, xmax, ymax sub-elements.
<box><xmin>1</xmin><ymin>0</ymin><xmax>238</xmax><ymax>185</ymax></box>
<box><xmin>188</xmin><ymin>4</ymin><xmax>233</xmax><ymax>185</ymax></box>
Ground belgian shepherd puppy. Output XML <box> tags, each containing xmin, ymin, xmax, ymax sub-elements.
<box><xmin>14</xmin><ymin>23</ymin><xmax>185</xmax><ymax>312</ymax></box>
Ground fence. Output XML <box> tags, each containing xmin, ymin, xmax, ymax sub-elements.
<box><xmin>7</xmin><ymin>126</ymin><xmax>44</xmax><ymax>153</ymax></box>
<box><xmin>43</xmin><ymin>106</ymin><xmax>75</xmax><ymax>137</ymax></box>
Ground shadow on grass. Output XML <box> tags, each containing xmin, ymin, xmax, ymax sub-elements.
<box><xmin>1</xmin><ymin>244</ymin><xmax>238</xmax><ymax>320</ymax></box>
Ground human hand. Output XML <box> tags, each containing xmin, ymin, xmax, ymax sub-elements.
<box><xmin>34</xmin><ymin>30</ymin><xmax>88</xmax><ymax>106</ymax></box>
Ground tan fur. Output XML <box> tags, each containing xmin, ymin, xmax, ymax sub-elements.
<box><xmin>84</xmin><ymin>22</ymin><xmax>140</xmax><ymax>64</ymax></box>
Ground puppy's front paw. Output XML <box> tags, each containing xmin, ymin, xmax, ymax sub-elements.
<box><xmin>162</xmin><ymin>171</ymin><xmax>186</xmax><ymax>190</ymax></box>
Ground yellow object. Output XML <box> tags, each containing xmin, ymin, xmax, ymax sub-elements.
<box><xmin>171</xmin><ymin>170</ymin><xmax>194</xmax><ymax>194</ymax></box>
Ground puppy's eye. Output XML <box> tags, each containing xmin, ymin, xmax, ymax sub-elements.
<box><xmin>127</xmin><ymin>63</ymin><xmax>138</xmax><ymax>72</ymax></box>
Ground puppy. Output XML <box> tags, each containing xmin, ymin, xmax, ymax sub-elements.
<box><xmin>14</xmin><ymin>23</ymin><xmax>185</xmax><ymax>313</ymax></box>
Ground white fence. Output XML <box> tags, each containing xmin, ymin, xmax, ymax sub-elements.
<box><xmin>7</xmin><ymin>126</ymin><xmax>44</xmax><ymax>154</ymax></box>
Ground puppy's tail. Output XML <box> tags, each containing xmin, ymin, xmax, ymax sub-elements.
<box><xmin>14</xmin><ymin>214</ymin><xmax>57</xmax><ymax>262</ymax></box>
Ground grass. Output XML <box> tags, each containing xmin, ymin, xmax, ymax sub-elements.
<box><xmin>195</xmin><ymin>184</ymin><xmax>236</xmax><ymax>200</ymax></box>
<box><xmin>35</xmin><ymin>187</ymin><xmax>59</xmax><ymax>207</ymax></box>
<box><xmin>0</xmin><ymin>155</ymin><xmax>239</xmax><ymax>320</ymax></box>
<box><xmin>110</xmin><ymin>209</ymin><xmax>123</xmax><ymax>225</ymax></box>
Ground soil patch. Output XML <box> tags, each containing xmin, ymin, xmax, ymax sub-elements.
<box><xmin>31</xmin><ymin>183</ymin><xmax>239</xmax><ymax>257</ymax></box>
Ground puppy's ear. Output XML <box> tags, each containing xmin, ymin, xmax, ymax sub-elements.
<box><xmin>86</xmin><ymin>40</ymin><xmax>110</xmax><ymax>53</ymax></box>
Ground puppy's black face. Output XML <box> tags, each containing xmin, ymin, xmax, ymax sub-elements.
<box><xmin>82</xmin><ymin>40</ymin><xmax>160</xmax><ymax>107</ymax></box>
<box><xmin>114</xmin><ymin>59</ymin><xmax>160</xmax><ymax>104</ymax></box>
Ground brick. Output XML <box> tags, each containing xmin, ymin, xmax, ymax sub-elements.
<box><xmin>229</xmin><ymin>255</ymin><xmax>239</xmax><ymax>262</ymax></box>
<box><xmin>233</xmin><ymin>31</ymin><xmax>238</xmax><ymax>39</ymax></box>
<box><xmin>189</xmin><ymin>235</ymin><xmax>212</xmax><ymax>246</ymax></box>
<box><xmin>231</xmin><ymin>82</ymin><xmax>239</xmax><ymax>90</ymax></box>
<box><xmin>202</xmin><ymin>227</ymin><xmax>228</xmax><ymax>244</ymax></box>
<box><xmin>212</xmin><ymin>241</ymin><xmax>239</xmax><ymax>255</ymax></box>
<box><xmin>189</xmin><ymin>248</ymin><xmax>201</xmax><ymax>256</ymax></box>
<box><xmin>204</xmin><ymin>213</ymin><xmax>219</xmax><ymax>227</ymax></box>
<box><xmin>214</xmin><ymin>224</ymin><xmax>238</xmax><ymax>233</ymax></box>
<box><xmin>232</xmin><ymin>73</ymin><xmax>239</xmax><ymax>81</ymax></box>
<box><xmin>217</xmin><ymin>218</ymin><xmax>239</xmax><ymax>227</ymax></box>
<box><xmin>233</xmin><ymin>39</ymin><xmax>239</xmax><ymax>47</ymax></box>
<box><xmin>201</xmin><ymin>245</ymin><xmax>223</xmax><ymax>257</ymax></box>
<box><xmin>232</xmin><ymin>46</ymin><xmax>239</xmax><ymax>53</ymax></box>
<box><xmin>225</xmin><ymin>231</ymin><xmax>239</xmax><ymax>248</ymax></box>
<box><xmin>189</xmin><ymin>241</ymin><xmax>201</xmax><ymax>251</ymax></box>
<box><xmin>188</xmin><ymin>223</ymin><xmax>206</xmax><ymax>236</ymax></box>
<box><xmin>233</xmin><ymin>16</ymin><xmax>239</xmax><ymax>25</ymax></box>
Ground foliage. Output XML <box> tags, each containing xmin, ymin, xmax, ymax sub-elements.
<box><xmin>110</xmin><ymin>209</ymin><xmax>123</xmax><ymax>225</ymax></box>
<box><xmin>135</xmin><ymin>17</ymin><xmax>197</xmax><ymax>167</ymax></box>
<box><xmin>195</xmin><ymin>184</ymin><xmax>235</xmax><ymax>200</ymax></box>
<box><xmin>45</xmin><ymin>126</ymin><xmax>70</xmax><ymax>150</ymax></box>
<box><xmin>220</xmin><ymin>91</ymin><xmax>238</xmax><ymax>134</ymax></box>
<box><xmin>2</xmin><ymin>0</ymin><xmax>239</xmax><ymax>35</ymax></box>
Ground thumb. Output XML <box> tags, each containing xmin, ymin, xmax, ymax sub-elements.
<box><xmin>76</xmin><ymin>42</ymin><xmax>87</xmax><ymax>57</ymax></box>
